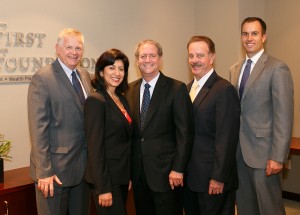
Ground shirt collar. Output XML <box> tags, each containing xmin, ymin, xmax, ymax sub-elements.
<box><xmin>194</xmin><ymin>68</ymin><xmax>214</xmax><ymax>88</ymax></box>
<box><xmin>141</xmin><ymin>72</ymin><xmax>160</xmax><ymax>88</ymax></box>
<box><xmin>246</xmin><ymin>49</ymin><xmax>264</xmax><ymax>65</ymax></box>
<box><xmin>58</xmin><ymin>57</ymin><xmax>76</xmax><ymax>78</ymax></box>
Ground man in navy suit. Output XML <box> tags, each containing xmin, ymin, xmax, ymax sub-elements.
<box><xmin>125</xmin><ymin>39</ymin><xmax>194</xmax><ymax>215</ymax></box>
<box><xmin>184</xmin><ymin>36</ymin><xmax>240</xmax><ymax>215</ymax></box>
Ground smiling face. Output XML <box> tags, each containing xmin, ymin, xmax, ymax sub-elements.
<box><xmin>188</xmin><ymin>41</ymin><xmax>215</xmax><ymax>80</ymax></box>
<box><xmin>241</xmin><ymin>20</ymin><xmax>267</xmax><ymax>58</ymax></box>
<box><xmin>100</xmin><ymin>60</ymin><xmax>125</xmax><ymax>91</ymax></box>
<box><xmin>55</xmin><ymin>35</ymin><xmax>83</xmax><ymax>70</ymax></box>
<box><xmin>137</xmin><ymin>42</ymin><xmax>161</xmax><ymax>82</ymax></box>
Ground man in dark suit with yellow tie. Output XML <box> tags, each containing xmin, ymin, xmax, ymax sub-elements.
<box><xmin>125</xmin><ymin>39</ymin><xmax>194</xmax><ymax>215</ymax></box>
<box><xmin>184</xmin><ymin>36</ymin><xmax>240</xmax><ymax>215</ymax></box>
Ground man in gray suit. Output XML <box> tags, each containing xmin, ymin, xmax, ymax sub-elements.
<box><xmin>28</xmin><ymin>28</ymin><xmax>93</xmax><ymax>215</ymax></box>
<box><xmin>230</xmin><ymin>17</ymin><xmax>294</xmax><ymax>215</ymax></box>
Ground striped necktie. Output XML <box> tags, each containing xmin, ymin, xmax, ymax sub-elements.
<box><xmin>71</xmin><ymin>71</ymin><xmax>85</xmax><ymax>105</ymax></box>
<box><xmin>140</xmin><ymin>83</ymin><xmax>151</xmax><ymax>130</ymax></box>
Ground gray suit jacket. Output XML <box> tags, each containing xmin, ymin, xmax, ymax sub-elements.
<box><xmin>28</xmin><ymin>59</ymin><xmax>93</xmax><ymax>186</ymax></box>
<box><xmin>230</xmin><ymin>52</ymin><xmax>294</xmax><ymax>168</ymax></box>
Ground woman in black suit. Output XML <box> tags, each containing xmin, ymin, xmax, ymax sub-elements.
<box><xmin>84</xmin><ymin>49</ymin><xmax>133</xmax><ymax>215</ymax></box>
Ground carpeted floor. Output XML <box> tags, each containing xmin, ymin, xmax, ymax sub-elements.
<box><xmin>234</xmin><ymin>199</ymin><xmax>300</xmax><ymax>215</ymax></box>
<box><xmin>284</xmin><ymin>199</ymin><xmax>300</xmax><ymax>215</ymax></box>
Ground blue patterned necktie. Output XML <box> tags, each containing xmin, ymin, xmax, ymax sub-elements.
<box><xmin>71</xmin><ymin>71</ymin><xmax>85</xmax><ymax>105</ymax></box>
<box><xmin>239</xmin><ymin>59</ymin><xmax>252</xmax><ymax>99</ymax></box>
<box><xmin>140</xmin><ymin>83</ymin><xmax>151</xmax><ymax>130</ymax></box>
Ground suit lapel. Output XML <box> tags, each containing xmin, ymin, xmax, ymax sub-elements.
<box><xmin>53</xmin><ymin>59</ymin><xmax>84</xmax><ymax>111</ymax></box>
<box><xmin>231</xmin><ymin>60</ymin><xmax>243</xmax><ymax>91</ymax></box>
<box><xmin>119</xmin><ymin>94</ymin><xmax>134</xmax><ymax>133</ymax></box>
<box><xmin>101</xmin><ymin>90</ymin><xmax>131</xmax><ymax>134</ymax></box>
<box><xmin>141</xmin><ymin>73</ymin><xmax>167</xmax><ymax>131</ymax></box>
<box><xmin>132</xmin><ymin>80</ymin><xmax>142</xmax><ymax>132</ymax></box>
<box><xmin>241</xmin><ymin>53</ymin><xmax>268</xmax><ymax>101</ymax></box>
<box><xmin>77</xmin><ymin>68</ymin><xmax>93</xmax><ymax>96</ymax></box>
<box><xmin>144</xmin><ymin>73</ymin><xmax>166</xmax><ymax>128</ymax></box>
<box><xmin>192</xmin><ymin>71</ymin><xmax>217</xmax><ymax>110</ymax></box>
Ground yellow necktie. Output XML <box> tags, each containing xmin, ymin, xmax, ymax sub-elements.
<box><xmin>190</xmin><ymin>82</ymin><xmax>199</xmax><ymax>102</ymax></box>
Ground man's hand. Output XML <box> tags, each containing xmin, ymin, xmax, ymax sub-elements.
<box><xmin>169</xmin><ymin>171</ymin><xmax>183</xmax><ymax>189</ymax></box>
<box><xmin>38</xmin><ymin>175</ymin><xmax>62</xmax><ymax>198</ymax></box>
<box><xmin>98</xmin><ymin>192</ymin><xmax>113</xmax><ymax>207</ymax></box>
<box><xmin>266</xmin><ymin>160</ymin><xmax>283</xmax><ymax>176</ymax></box>
<box><xmin>128</xmin><ymin>180</ymin><xmax>132</xmax><ymax>191</ymax></box>
<box><xmin>208</xmin><ymin>179</ymin><xmax>224</xmax><ymax>195</ymax></box>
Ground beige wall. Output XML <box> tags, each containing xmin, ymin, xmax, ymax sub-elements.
<box><xmin>0</xmin><ymin>1</ymin><xmax>299</xmax><ymax>196</ymax></box>
<box><xmin>0</xmin><ymin>0</ymin><xmax>195</xmax><ymax>170</ymax></box>
<box><xmin>194</xmin><ymin>0</ymin><xmax>240</xmax><ymax>80</ymax></box>
<box><xmin>265</xmin><ymin>0</ymin><xmax>300</xmax><ymax>137</ymax></box>
<box><xmin>264</xmin><ymin>0</ymin><xmax>300</xmax><ymax>194</ymax></box>
<box><xmin>192</xmin><ymin>0</ymin><xmax>299</xmax><ymax>142</ymax></box>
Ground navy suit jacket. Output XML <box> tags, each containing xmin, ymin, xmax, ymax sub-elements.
<box><xmin>186</xmin><ymin>71</ymin><xmax>240</xmax><ymax>192</ymax></box>
<box><xmin>125</xmin><ymin>72</ymin><xmax>194</xmax><ymax>192</ymax></box>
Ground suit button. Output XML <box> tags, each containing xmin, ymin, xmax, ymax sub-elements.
<box><xmin>141</xmin><ymin>138</ymin><xmax>144</xmax><ymax>142</ymax></box>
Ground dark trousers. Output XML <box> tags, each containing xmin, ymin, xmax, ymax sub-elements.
<box><xmin>133</xmin><ymin>166</ymin><xmax>183</xmax><ymax>215</ymax></box>
<box><xmin>91</xmin><ymin>184</ymin><xmax>128</xmax><ymax>215</ymax></box>
<box><xmin>35</xmin><ymin>180</ymin><xmax>90</xmax><ymax>215</ymax></box>
<box><xmin>183</xmin><ymin>185</ymin><xmax>236</xmax><ymax>215</ymax></box>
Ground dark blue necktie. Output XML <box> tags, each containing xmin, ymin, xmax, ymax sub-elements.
<box><xmin>71</xmin><ymin>71</ymin><xmax>85</xmax><ymax>105</ymax></box>
<box><xmin>140</xmin><ymin>83</ymin><xmax>151</xmax><ymax>130</ymax></box>
<box><xmin>239</xmin><ymin>59</ymin><xmax>252</xmax><ymax>99</ymax></box>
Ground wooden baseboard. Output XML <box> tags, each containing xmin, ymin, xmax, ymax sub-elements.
<box><xmin>283</xmin><ymin>191</ymin><xmax>300</xmax><ymax>202</ymax></box>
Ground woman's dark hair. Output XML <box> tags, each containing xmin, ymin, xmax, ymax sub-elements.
<box><xmin>92</xmin><ymin>48</ymin><xmax>129</xmax><ymax>93</ymax></box>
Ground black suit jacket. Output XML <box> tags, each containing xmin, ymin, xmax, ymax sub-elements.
<box><xmin>186</xmin><ymin>71</ymin><xmax>240</xmax><ymax>192</ymax></box>
<box><xmin>84</xmin><ymin>90</ymin><xmax>133</xmax><ymax>195</ymax></box>
<box><xmin>125</xmin><ymin>72</ymin><xmax>194</xmax><ymax>192</ymax></box>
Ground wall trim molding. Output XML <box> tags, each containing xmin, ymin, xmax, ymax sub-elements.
<box><xmin>283</xmin><ymin>191</ymin><xmax>300</xmax><ymax>202</ymax></box>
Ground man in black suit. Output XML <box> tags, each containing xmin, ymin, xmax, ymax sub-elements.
<box><xmin>125</xmin><ymin>39</ymin><xmax>194</xmax><ymax>215</ymax></box>
<box><xmin>184</xmin><ymin>36</ymin><xmax>240</xmax><ymax>215</ymax></box>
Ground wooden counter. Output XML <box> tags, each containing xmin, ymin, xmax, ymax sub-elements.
<box><xmin>0</xmin><ymin>167</ymin><xmax>37</xmax><ymax>215</ymax></box>
<box><xmin>290</xmin><ymin>137</ymin><xmax>300</xmax><ymax>155</ymax></box>
<box><xmin>0</xmin><ymin>167</ymin><xmax>136</xmax><ymax>215</ymax></box>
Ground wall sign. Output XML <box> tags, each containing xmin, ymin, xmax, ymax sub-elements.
<box><xmin>0</xmin><ymin>22</ymin><xmax>96</xmax><ymax>84</ymax></box>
